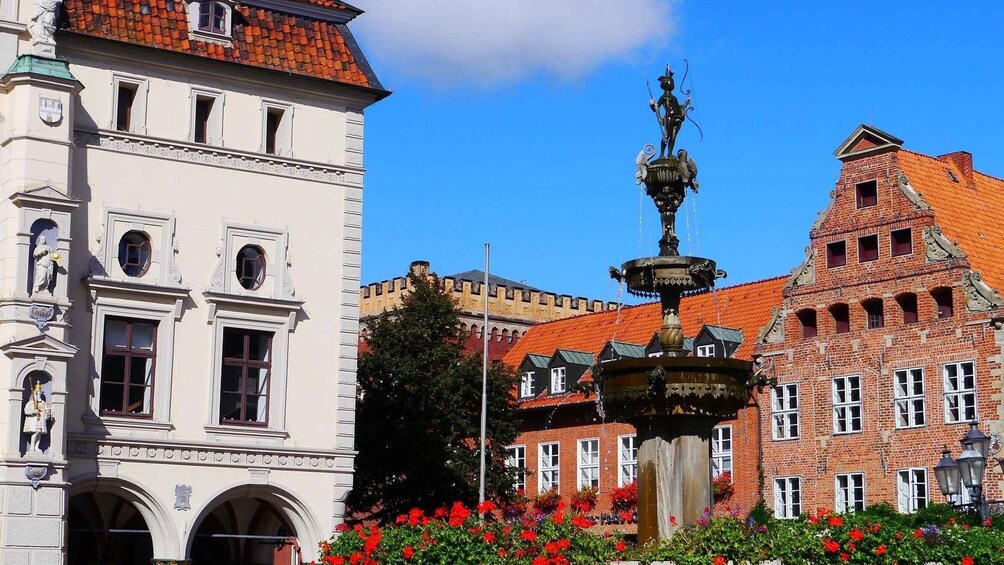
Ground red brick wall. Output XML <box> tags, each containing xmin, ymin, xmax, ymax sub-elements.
<box><xmin>755</xmin><ymin>148</ymin><xmax>1004</xmax><ymax>516</ymax></box>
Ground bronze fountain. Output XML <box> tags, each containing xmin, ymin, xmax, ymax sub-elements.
<box><xmin>600</xmin><ymin>65</ymin><xmax>758</xmax><ymax>544</ymax></box>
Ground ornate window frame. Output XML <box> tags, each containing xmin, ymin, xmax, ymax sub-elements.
<box><xmin>87</xmin><ymin>207</ymin><xmax>183</xmax><ymax>287</ymax></box>
<box><xmin>187</xmin><ymin>0</ymin><xmax>235</xmax><ymax>43</ymax></box>
<box><xmin>110</xmin><ymin>73</ymin><xmax>148</xmax><ymax>134</ymax></box>
<box><xmin>83</xmin><ymin>297</ymin><xmax>181</xmax><ymax>436</ymax></box>
<box><xmin>189</xmin><ymin>87</ymin><xmax>225</xmax><ymax>145</ymax></box>
<box><xmin>261</xmin><ymin>99</ymin><xmax>294</xmax><ymax>157</ymax></box>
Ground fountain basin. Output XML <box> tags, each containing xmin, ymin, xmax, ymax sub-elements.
<box><xmin>619</xmin><ymin>256</ymin><xmax>721</xmax><ymax>298</ymax></box>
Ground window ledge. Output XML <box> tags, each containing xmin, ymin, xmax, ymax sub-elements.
<box><xmin>203</xmin><ymin>290</ymin><xmax>303</xmax><ymax>329</ymax></box>
<box><xmin>86</xmin><ymin>277</ymin><xmax>189</xmax><ymax>318</ymax></box>
<box><xmin>204</xmin><ymin>424</ymin><xmax>289</xmax><ymax>446</ymax></box>
<box><xmin>82</xmin><ymin>415</ymin><xmax>174</xmax><ymax>437</ymax></box>
<box><xmin>189</xmin><ymin>29</ymin><xmax>233</xmax><ymax>46</ymax></box>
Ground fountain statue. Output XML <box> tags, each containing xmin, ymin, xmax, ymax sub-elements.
<box><xmin>600</xmin><ymin>64</ymin><xmax>761</xmax><ymax>544</ymax></box>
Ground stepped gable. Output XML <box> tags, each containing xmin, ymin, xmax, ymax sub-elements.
<box><xmin>505</xmin><ymin>276</ymin><xmax>787</xmax><ymax>409</ymax></box>
<box><xmin>61</xmin><ymin>0</ymin><xmax>385</xmax><ymax>91</ymax></box>
<box><xmin>896</xmin><ymin>149</ymin><xmax>1004</xmax><ymax>290</ymax></box>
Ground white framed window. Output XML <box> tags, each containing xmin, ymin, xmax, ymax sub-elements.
<box><xmin>773</xmin><ymin>476</ymin><xmax>801</xmax><ymax>519</ymax></box>
<box><xmin>539</xmin><ymin>442</ymin><xmax>560</xmax><ymax>493</ymax></box>
<box><xmin>712</xmin><ymin>426</ymin><xmax>732</xmax><ymax>478</ymax></box>
<box><xmin>577</xmin><ymin>438</ymin><xmax>599</xmax><ymax>490</ymax></box>
<box><xmin>943</xmin><ymin>361</ymin><xmax>976</xmax><ymax>424</ymax></box>
<box><xmin>696</xmin><ymin>344</ymin><xmax>715</xmax><ymax>357</ymax></box>
<box><xmin>832</xmin><ymin>375</ymin><xmax>862</xmax><ymax>434</ymax></box>
<box><xmin>262</xmin><ymin>100</ymin><xmax>293</xmax><ymax>156</ymax></box>
<box><xmin>550</xmin><ymin>367</ymin><xmax>566</xmax><ymax>393</ymax></box>
<box><xmin>897</xmin><ymin>468</ymin><xmax>928</xmax><ymax>513</ymax></box>
<box><xmin>771</xmin><ymin>383</ymin><xmax>799</xmax><ymax>440</ymax></box>
<box><xmin>618</xmin><ymin>435</ymin><xmax>637</xmax><ymax>486</ymax></box>
<box><xmin>835</xmin><ymin>472</ymin><xmax>865</xmax><ymax>513</ymax></box>
<box><xmin>111</xmin><ymin>75</ymin><xmax>148</xmax><ymax>134</ymax></box>
<box><xmin>520</xmin><ymin>372</ymin><xmax>535</xmax><ymax>398</ymax></box>
<box><xmin>187</xmin><ymin>0</ymin><xmax>233</xmax><ymax>38</ymax></box>
<box><xmin>894</xmin><ymin>367</ymin><xmax>925</xmax><ymax>428</ymax></box>
<box><xmin>506</xmin><ymin>445</ymin><xmax>526</xmax><ymax>492</ymax></box>
<box><xmin>190</xmin><ymin>88</ymin><xmax>224</xmax><ymax>145</ymax></box>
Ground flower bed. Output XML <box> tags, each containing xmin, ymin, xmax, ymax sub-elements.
<box><xmin>315</xmin><ymin>501</ymin><xmax>1004</xmax><ymax>564</ymax></box>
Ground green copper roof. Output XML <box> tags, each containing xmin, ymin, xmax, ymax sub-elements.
<box><xmin>4</xmin><ymin>55</ymin><xmax>78</xmax><ymax>82</ymax></box>
<box><xmin>554</xmin><ymin>349</ymin><xmax>594</xmax><ymax>366</ymax></box>
<box><xmin>523</xmin><ymin>354</ymin><xmax>550</xmax><ymax>369</ymax></box>
<box><xmin>607</xmin><ymin>341</ymin><xmax>645</xmax><ymax>359</ymax></box>
<box><xmin>700</xmin><ymin>325</ymin><xmax>744</xmax><ymax>344</ymax></box>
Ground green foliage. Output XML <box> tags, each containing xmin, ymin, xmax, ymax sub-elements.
<box><xmin>348</xmin><ymin>274</ymin><xmax>521</xmax><ymax>522</ymax></box>
<box><xmin>747</xmin><ymin>499</ymin><xmax>772</xmax><ymax>527</ymax></box>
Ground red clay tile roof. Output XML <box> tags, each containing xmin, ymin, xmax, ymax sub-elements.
<box><xmin>506</xmin><ymin>276</ymin><xmax>787</xmax><ymax>409</ymax></box>
<box><xmin>62</xmin><ymin>0</ymin><xmax>384</xmax><ymax>92</ymax></box>
<box><xmin>896</xmin><ymin>150</ymin><xmax>1004</xmax><ymax>290</ymax></box>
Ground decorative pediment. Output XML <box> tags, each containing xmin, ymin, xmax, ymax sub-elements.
<box><xmin>9</xmin><ymin>184</ymin><xmax>81</xmax><ymax>210</ymax></box>
<box><xmin>923</xmin><ymin>226</ymin><xmax>967</xmax><ymax>262</ymax></box>
<box><xmin>784</xmin><ymin>248</ymin><xmax>816</xmax><ymax>293</ymax></box>
<box><xmin>756</xmin><ymin>306</ymin><xmax>785</xmax><ymax>344</ymax></box>
<box><xmin>2</xmin><ymin>333</ymin><xmax>78</xmax><ymax>359</ymax></box>
<box><xmin>962</xmin><ymin>271</ymin><xmax>1004</xmax><ymax>313</ymax></box>
<box><xmin>896</xmin><ymin>174</ymin><xmax>931</xmax><ymax>211</ymax></box>
<box><xmin>833</xmin><ymin>125</ymin><xmax>904</xmax><ymax>161</ymax></box>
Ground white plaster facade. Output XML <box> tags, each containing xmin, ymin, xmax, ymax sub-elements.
<box><xmin>0</xmin><ymin>1</ymin><xmax>385</xmax><ymax>563</ymax></box>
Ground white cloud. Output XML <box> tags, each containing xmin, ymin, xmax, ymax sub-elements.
<box><xmin>351</xmin><ymin>1</ymin><xmax>677</xmax><ymax>88</ymax></box>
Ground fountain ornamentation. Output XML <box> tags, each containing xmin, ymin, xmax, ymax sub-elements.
<box><xmin>600</xmin><ymin>64</ymin><xmax>759</xmax><ymax>543</ymax></box>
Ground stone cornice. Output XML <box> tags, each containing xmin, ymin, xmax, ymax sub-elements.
<box><xmin>67</xmin><ymin>434</ymin><xmax>356</xmax><ymax>473</ymax></box>
<box><xmin>74</xmin><ymin>130</ymin><xmax>364</xmax><ymax>187</ymax></box>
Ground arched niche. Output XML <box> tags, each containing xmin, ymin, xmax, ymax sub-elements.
<box><xmin>28</xmin><ymin>218</ymin><xmax>58</xmax><ymax>295</ymax></box>
<box><xmin>19</xmin><ymin>370</ymin><xmax>53</xmax><ymax>456</ymax></box>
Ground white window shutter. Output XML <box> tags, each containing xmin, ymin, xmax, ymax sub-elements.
<box><xmin>897</xmin><ymin>471</ymin><xmax>909</xmax><ymax>513</ymax></box>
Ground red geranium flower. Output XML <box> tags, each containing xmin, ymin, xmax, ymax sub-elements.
<box><xmin>849</xmin><ymin>529</ymin><xmax>864</xmax><ymax>542</ymax></box>
<box><xmin>402</xmin><ymin>546</ymin><xmax>414</xmax><ymax>560</ymax></box>
<box><xmin>615</xmin><ymin>540</ymin><xmax>627</xmax><ymax>553</ymax></box>
<box><xmin>875</xmin><ymin>544</ymin><xmax>887</xmax><ymax>556</ymax></box>
<box><xmin>840</xmin><ymin>553</ymin><xmax>849</xmax><ymax>562</ymax></box>
<box><xmin>828</xmin><ymin>516</ymin><xmax>844</xmax><ymax>527</ymax></box>
<box><xmin>483</xmin><ymin>532</ymin><xmax>496</xmax><ymax>543</ymax></box>
<box><xmin>962</xmin><ymin>557</ymin><xmax>974</xmax><ymax>565</ymax></box>
<box><xmin>521</xmin><ymin>530</ymin><xmax>537</xmax><ymax>542</ymax></box>
<box><xmin>823</xmin><ymin>539</ymin><xmax>840</xmax><ymax>553</ymax></box>
<box><xmin>713</xmin><ymin>556</ymin><xmax>727</xmax><ymax>565</ymax></box>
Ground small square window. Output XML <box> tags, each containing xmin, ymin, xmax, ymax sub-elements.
<box><xmin>696</xmin><ymin>344</ymin><xmax>715</xmax><ymax>358</ymax></box>
<box><xmin>891</xmin><ymin>228</ymin><xmax>912</xmax><ymax>257</ymax></box>
<box><xmin>856</xmin><ymin>180</ymin><xmax>877</xmax><ymax>208</ymax></box>
<box><xmin>858</xmin><ymin>235</ymin><xmax>879</xmax><ymax>262</ymax></box>
<box><xmin>830</xmin><ymin>303</ymin><xmax>849</xmax><ymax>334</ymax></box>
<box><xmin>863</xmin><ymin>299</ymin><xmax>883</xmax><ymax>329</ymax></box>
<box><xmin>826</xmin><ymin>241</ymin><xmax>846</xmax><ymax>268</ymax></box>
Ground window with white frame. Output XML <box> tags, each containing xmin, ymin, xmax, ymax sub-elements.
<box><xmin>832</xmin><ymin>375</ymin><xmax>862</xmax><ymax>434</ymax></box>
<box><xmin>897</xmin><ymin>468</ymin><xmax>928</xmax><ymax>513</ymax></box>
<box><xmin>618</xmin><ymin>435</ymin><xmax>637</xmax><ymax>486</ymax></box>
<box><xmin>894</xmin><ymin>368</ymin><xmax>925</xmax><ymax>428</ymax></box>
<box><xmin>773</xmin><ymin>476</ymin><xmax>801</xmax><ymax>519</ymax></box>
<box><xmin>506</xmin><ymin>445</ymin><xmax>526</xmax><ymax>492</ymax></box>
<box><xmin>520</xmin><ymin>372</ymin><xmax>535</xmax><ymax>398</ymax></box>
<box><xmin>943</xmin><ymin>361</ymin><xmax>976</xmax><ymax>424</ymax></box>
<box><xmin>187</xmin><ymin>0</ymin><xmax>233</xmax><ymax>37</ymax></box>
<box><xmin>835</xmin><ymin>472</ymin><xmax>865</xmax><ymax>513</ymax></box>
<box><xmin>772</xmin><ymin>383</ymin><xmax>799</xmax><ymax>440</ymax></box>
<box><xmin>539</xmin><ymin>442</ymin><xmax>560</xmax><ymax>493</ymax></box>
<box><xmin>551</xmin><ymin>367</ymin><xmax>566</xmax><ymax>393</ymax></box>
<box><xmin>577</xmin><ymin>438</ymin><xmax>599</xmax><ymax>490</ymax></box>
<box><xmin>191</xmin><ymin>89</ymin><xmax>223</xmax><ymax>145</ymax></box>
<box><xmin>112</xmin><ymin>75</ymin><xmax>147</xmax><ymax>134</ymax></box>
<box><xmin>696</xmin><ymin>344</ymin><xmax>715</xmax><ymax>358</ymax></box>
<box><xmin>262</xmin><ymin>101</ymin><xmax>293</xmax><ymax>156</ymax></box>
<box><xmin>712</xmin><ymin>426</ymin><xmax>732</xmax><ymax>479</ymax></box>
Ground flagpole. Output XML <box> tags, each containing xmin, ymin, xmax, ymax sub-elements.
<box><xmin>479</xmin><ymin>243</ymin><xmax>490</xmax><ymax>504</ymax></box>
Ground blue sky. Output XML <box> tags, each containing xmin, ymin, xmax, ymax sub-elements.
<box><xmin>351</xmin><ymin>2</ymin><xmax>1004</xmax><ymax>303</ymax></box>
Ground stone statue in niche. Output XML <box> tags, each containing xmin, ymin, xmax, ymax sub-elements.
<box><xmin>32</xmin><ymin>235</ymin><xmax>59</xmax><ymax>295</ymax></box>
<box><xmin>23</xmin><ymin>380</ymin><xmax>51</xmax><ymax>454</ymax></box>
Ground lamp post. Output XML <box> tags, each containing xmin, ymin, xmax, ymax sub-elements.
<box><xmin>933</xmin><ymin>422</ymin><xmax>996</xmax><ymax>521</ymax></box>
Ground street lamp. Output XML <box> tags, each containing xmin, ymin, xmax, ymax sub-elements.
<box><xmin>934</xmin><ymin>422</ymin><xmax>991</xmax><ymax>521</ymax></box>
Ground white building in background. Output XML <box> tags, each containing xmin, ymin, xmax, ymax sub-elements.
<box><xmin>0</xmin><ymin>1</ymin><xmax>387</xmax><ymax>563</ymax></box>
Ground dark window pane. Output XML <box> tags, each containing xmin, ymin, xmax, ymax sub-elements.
<box><xmin>101</xmin><ymin>355</ymin><xmax>126</xmax><ymax>384</ymax></box>
<box><xmin>864</xmin><ymin>299</ymin><xmax>883</xmax><ymax>329</ymax></box>
<box><xmin>129</xmin><ymin>357</ymin><xmax>152</xmax><ymax>386</ymax></box>
<box><xmin>220</xmin><ymin>392</ymin><xmax>243</xmax><ymax>421</ymax></box>
<box><xmin>236</xmin><ymin>246</ymin><xmax>266</xmax><ymax>290</ymax></box>
<box><xmin>222</xmin><ymin>329</ymin><xmax>245</xmax><ymax>359</ymax></box>
<box><xmin>221</xmin><ymin>365</ymin><xmax>243</xmax><ymax>392</ymax></box>
<box><xmin>245</xmin><ymin>395</ymin><xmax>264</xmax><ymax>422</ymax></box>
<box><xmin>248</xmin><ymin>333</ymin><xmax>271</xmax><ymax>362</ymax></box>
<box><xmin>127</xmin><ymin>385</ymin><xmax>148</xmax><ymax>414</ymax></box>
<box><xmin>831</xmin><ymin>304</ymin><xmax>850</xmax><ymax>334</ymax></box>
<box><xmin>266</xmin><ymin>109</ymin><xmax>281</xmax><ymax>154</ymax></box>
<box><xmin>858</xmin><ymin>235</ymin><xmax>879</xmax><ymax>262</ymax></box>
<box><xmin>933</xmin><ymin>288</ymin><xmax>953</xmax><ymax>318</ymax></box>
<box><xmin>797</xmin><ymin>310</ymin><xmax>817</xmax><ymax>338</ymax></box>
<box><xmin>856</xmin><ymin>180</ymin><xmax>877</xmax><ymax>208</ymax></box>
<box><xmin>195</xmin><ymin>98</ymin><xmax>213</xmax><ymax>143</ymax></box>
<box><xmin>898</xmin><ymin>293</ymin><xmax>918</xmax><ymax>324</ymax></box>
<box><xmin>827</xmin><ymin>241</ymin><xmax>846</xmax><ymax>268</ymax></box>
<box><xmin>116</xmin><ymin>84</ymin><xmax>135</xmax><ymax>132</ymax></box>
<box><xmin>891</xmin><ymin>228</ymin><xmax>912</xmax><ymax>256</ymax></box>
<box><xmin>101</xmin><ymin>383</ymin><xmax>124</xmax><ymax>413</ymax></box>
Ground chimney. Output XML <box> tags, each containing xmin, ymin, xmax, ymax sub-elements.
<box><xmin>409</xmin><ymin>260</ymin><xmax>430</xmax><ymax>278</ymax></box>
<box><xmin>937</xmin><ymin>151</ymin><xmax>974</xmax><ymax>186</ymax></box>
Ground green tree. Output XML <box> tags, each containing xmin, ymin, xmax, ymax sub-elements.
<box><xmin>348</xmin><ymin>273</ymin><xmax>520</xmax><ymax>522</ymax></box>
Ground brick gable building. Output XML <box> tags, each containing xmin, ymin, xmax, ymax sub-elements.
<box><xmin>755</xmin><ymin>125</ymin><xmax>1004</xmax><ymax>518</ymax></box>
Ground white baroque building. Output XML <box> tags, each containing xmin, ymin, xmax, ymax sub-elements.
<box><xmin>0</xmin><ymin>1</ymin><xmax>386</xmax><ymax>563</ymax></box>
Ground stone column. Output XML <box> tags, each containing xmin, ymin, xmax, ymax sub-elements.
<box><xmin>636</xmin><ymin>415</ymin><xmax>715</xmax><ymax>544</ymax></box>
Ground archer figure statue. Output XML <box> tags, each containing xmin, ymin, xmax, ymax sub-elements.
<box><xmin>649</xmin><ymin>65</ymin><xmax>692</xmax><ymax>159</ymax></box>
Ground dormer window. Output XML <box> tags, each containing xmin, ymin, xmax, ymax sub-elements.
<box><xmin>696</xmin><ymin>344</ymin><xmax>715</xmax><ymax>358</ymax></box>
<box><xmin>188</xmin><ymin>1</ymin><xmax>233</xmax><ymax>40</ymax></box>
<box><xmin>520</xmin><ymin>372</ymin><xmax>535</xmax><ymax>398</ymax></box>
<box><xmin>551</xmin><ymin>367</ymin><xmax>566</xmax><ymax>394</ymax></box>
<box><xmin>200</xmin><ymin>1</ymin><xmax>227</xmax><ymax>34</ymax></box>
